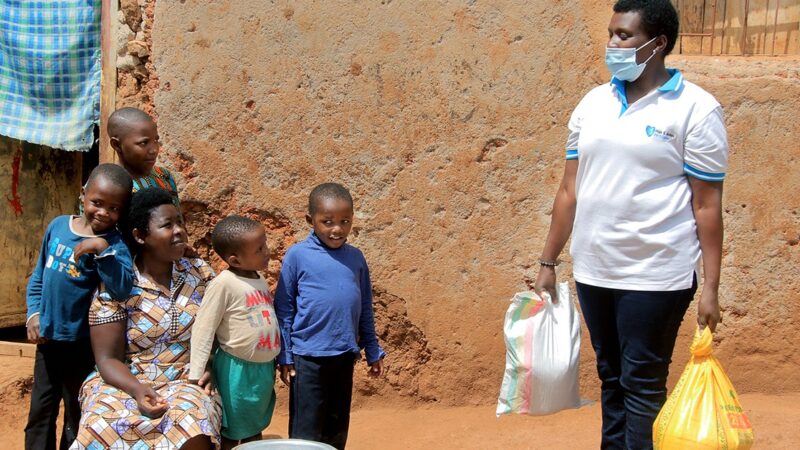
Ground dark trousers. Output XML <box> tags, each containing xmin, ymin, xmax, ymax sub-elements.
<box><xmin>289</xmin><ymin>353</ymin><xmax>356</xmax><ymax>450</ymax></box>
<box><xmin>576</xmin><ymin>278</ymin><xmax>696</xmax><ymax>450</ymax></box>
<box><xmin>25</xmin><ymin>339</ymin><xmax>95</xmax><ymax>450</ymax></box>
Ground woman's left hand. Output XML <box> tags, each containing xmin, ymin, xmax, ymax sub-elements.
<box><xmin>689</xmin><ymin>177</ymin><xmax>724</xmax><ymax>334</ymax></box>
<box><xmin>197</xmin><ymin>369</ymin><xmax>215</xmax><ymax>395</ymax></box>
<box><xmin>697</xmin><ymin>285</ymin><xmax>722</xmax><ymax>333</ymax></box>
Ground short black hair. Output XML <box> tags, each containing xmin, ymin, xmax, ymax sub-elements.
<box><xmin>613</xmin><ymin>0</ymin><xmax>679</xmax><ymax>55</ymax></box>
<box><xmin>86</xmin><ymin>163</ymin><xmax>133</xmax><ymax>193</ymax></box>
<box><xmin>308</xmin><ymin>183</ymin><xmax>354</xmax><ymax>215</ymax></box>
<box><xmin>107</xmin><ymin>106</ymin><xmax>155</xmax><ymax>138</ymax></box>
<box><xmin>212</xmin><ymin>215</ymin><xmax>262</xmax><ymax>259</ymax></box>
<box><xmin>121</xmin><ymin>187</ymin><xmax>175</xmax><ymax>250</ymax></box>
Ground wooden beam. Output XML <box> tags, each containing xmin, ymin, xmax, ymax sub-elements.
<box><xmin>0</xmin><ymin>341</ymin><xmax>35</xmax><ymax>358</ymax></box>
<box><xmin>741</xmin><ymin>0</ymin><xmax>751</xmax><ymax>54</ymax></box>
<box><xmin>100</xmin><ymin>0</ymin><xmax>118</xmax><ymax>164</ymax></box>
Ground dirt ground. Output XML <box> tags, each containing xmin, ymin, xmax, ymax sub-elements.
<box><xmin>1</xmin><ymin>354</ymin><xmax>798</xmax><ymax>449</ymax></box>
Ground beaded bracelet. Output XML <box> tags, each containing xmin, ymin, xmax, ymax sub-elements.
<box><xmin>538</xmin><ymin>258</ymin><xmax>561</xmax><ymax>267</ymax></box>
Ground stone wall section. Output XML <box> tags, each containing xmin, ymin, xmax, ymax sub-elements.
<box><xmin>116</xmin><ymin>0</ymin><xmax>159</xmax><ymax>115</ymax></box>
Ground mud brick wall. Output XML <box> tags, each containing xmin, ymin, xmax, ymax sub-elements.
<box><xmin>116</xmin><ymin>0</ymin><xmax>799</xmax><ymax>405</ymax></box>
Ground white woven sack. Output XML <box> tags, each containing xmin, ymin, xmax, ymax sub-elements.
<box><xmin>497</xmin><ymin>282</ymin><xmax>581</xmax><ymax>416</ymax></box>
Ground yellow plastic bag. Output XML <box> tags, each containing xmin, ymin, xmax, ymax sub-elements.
<box><xmin>653</xmin><ymin>327</ymin><xmax>754</xmax><ymax>449</ymax></box>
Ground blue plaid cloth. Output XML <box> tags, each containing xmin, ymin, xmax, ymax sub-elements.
<box><xmin>0</xmin><ymin>1</ymin><xmax>101</xmax><ymax>152</ymax></box>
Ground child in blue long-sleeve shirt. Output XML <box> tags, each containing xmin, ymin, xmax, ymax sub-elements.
<box><xmin>275</xmin><ymin>182</ymin><xmax>385</xmax><ymax>450</ymax></box>
<box><xmin>25</xmin><ymin>164</ymin><xmax>135</xmax><ymax>450</ymax></box>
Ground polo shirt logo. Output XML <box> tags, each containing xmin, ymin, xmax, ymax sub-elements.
<box><xmin>645</xmin><ymin>125</ymin><xmax>676</xmax><ymax>142</ymax></box>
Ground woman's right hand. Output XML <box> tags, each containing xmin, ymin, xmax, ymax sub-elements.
<box><xmin>133</xmin><ymin>384</ymin><xmax>168</xmax><ymax>418</ymax></box>
<box><xmin>533</xmin><ymin>266</ymin><xmax>558</xmax><ymax>303</ymax></box>
<box><xmin>92</xmin><ymin>321</ymin><xmax>170</xmax><ymax>418</ymax></box>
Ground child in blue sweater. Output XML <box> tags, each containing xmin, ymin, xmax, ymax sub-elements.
<box><xmin>275</xmin><ymin>183</ymin><xmax>385</xmax><ymax>450</ymax></box>
<box><xmin>25</xmin><ymin>164</ymin><xmax>135</xmax><ymax>450</ymax></box>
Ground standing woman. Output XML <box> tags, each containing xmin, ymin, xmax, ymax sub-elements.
<box><xmin>533</xmin><ymin>1</ymin><xmax>727</xmax><ymax>449</ymax></box>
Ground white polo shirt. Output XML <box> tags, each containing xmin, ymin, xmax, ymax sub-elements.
<box><xmin>566</xmin><ymin>69</ymin><xmax>728</xmax><ymax>291</ymax></box>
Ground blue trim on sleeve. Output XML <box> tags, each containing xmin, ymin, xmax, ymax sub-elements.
<box><xmin>684</xmin><ymin>163</ymin><xmax>725</xmax><ymax>181</ymax></box>
<box><xmin>565</xmin><ymin>149</ymin><xmax>579</xmax><ymax>160</ymax></box>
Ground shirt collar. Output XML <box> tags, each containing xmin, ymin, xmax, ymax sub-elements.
<box><xmin>610</xmin><ymin>68</ymin><xmax>684</xmax><ymax>96</ymax></box>
<box><xmin>307</xmin><ymin>229</ymin><xmax>325</xmax><ymax>248</ymax></box>
<box><xmin>658</xmin><ymin>69</ymin><xmax>684</xmax><ymax>92</ymax></box>
<box><xmin>610</xmin><ymin>69</ymin><xmax>683</xmax><ymax>117</ymax></box>
<box><xmin>133</xmin><ymin>257</ymin><xmax>192</xmax><ymax>292</ymax></box>
<box><xmin>307</xmin><ymin>229</ymin><xmax>346</xmax><ymax>250</ymax></box>
<box><xmin>68</xmin><ymin>215</ymin><xmax>112</xmax><ymax>238</ymax></box>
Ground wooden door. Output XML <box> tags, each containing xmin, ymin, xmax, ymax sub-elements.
<box><xmin>0</xmin><ymin>137</ymin><xmax>81</xmax><ymax>327</ymax></box>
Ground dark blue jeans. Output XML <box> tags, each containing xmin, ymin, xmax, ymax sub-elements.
<box><xmin>289</xmin><ymin>353</ymin><xmax>356</xmax><ymax>450</ymax></box>
<box><xmin>576</xmin><ymin>279</ymin><xmax>696</xmax><ymax>450</ymax></box>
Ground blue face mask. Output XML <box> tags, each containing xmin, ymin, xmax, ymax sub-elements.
<box><xmin>605</xmin><ymin>37</ymin><xmax>658</xmax><ymax>82</ymax></box>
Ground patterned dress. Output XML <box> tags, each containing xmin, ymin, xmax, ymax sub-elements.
<box><xmin>71</xmin><ymin>258</ymin><xmax>222</xmax><ymax>449</ymax></box>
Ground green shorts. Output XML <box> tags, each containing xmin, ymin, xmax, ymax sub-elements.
<box><xmin>213</xmin><ymin>348</ymin><xmax>277</xmax><ymax>440</ymax></box>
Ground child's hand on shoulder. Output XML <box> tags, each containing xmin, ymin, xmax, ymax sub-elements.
<box><xmin>73</xmin><ymin>237</ymin><xmax>110</xmax><ymax>260</ymax></box>
<box><xmin>368</xmin><ymin>359</ymin><xmax>383</xmax><ymax>377</ymax></box>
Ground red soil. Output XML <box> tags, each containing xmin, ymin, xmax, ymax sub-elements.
<box><xmin>1</xmin><ymin>354</ymin><xmax>798</xmax><ymax>449</ymax></box>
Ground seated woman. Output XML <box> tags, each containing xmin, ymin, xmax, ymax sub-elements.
<box><xmin>72</xmin><ymin>188</ymin><xmax>221</xmax><ymax>450</ymax></box>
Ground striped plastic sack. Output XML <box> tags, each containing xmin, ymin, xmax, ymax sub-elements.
<box><xmin>653</xmin><ymin>327</ymin><xmax>754</xmax><ymax>449</ymax></box>
<box><xmin>496</xmin><ymin>282</ymin><xmax>581</xmax><ymax>416</ymax></box>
